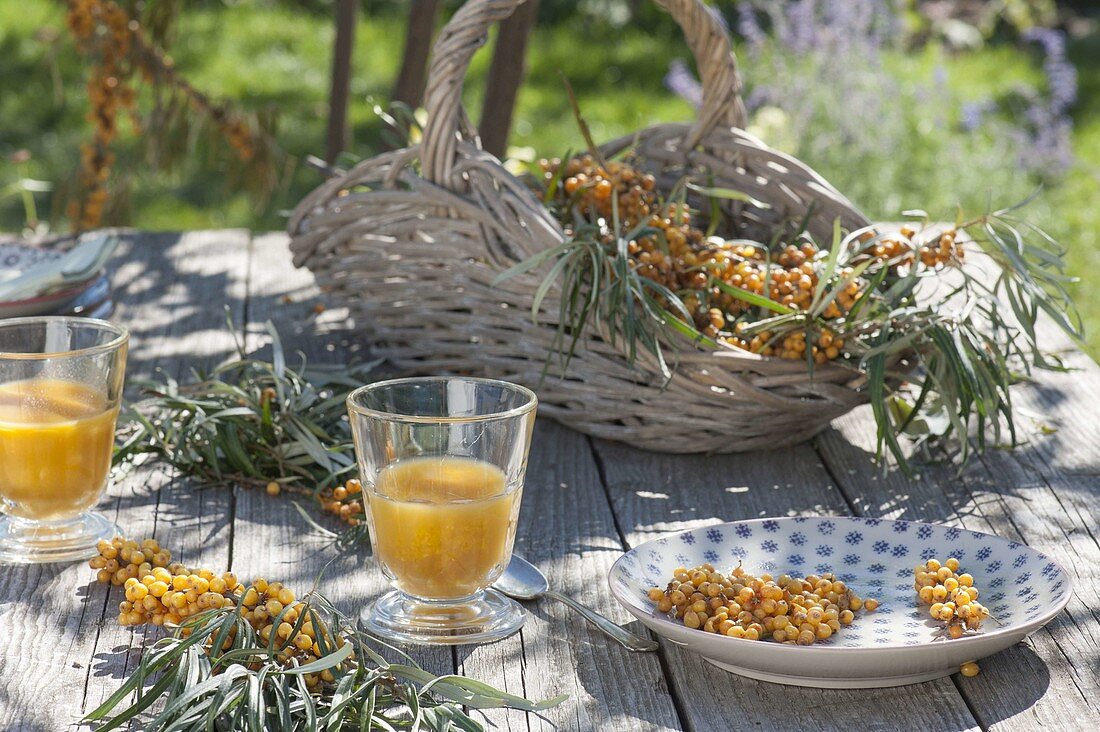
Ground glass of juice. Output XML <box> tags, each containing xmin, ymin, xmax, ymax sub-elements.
<box><xmin>347</xmin><ymin>376</ymin><xmax>537</xmax><ymax>645</ymax></box>
<box><xmin>0</xmin><ymin>316</ymin><xmax>128</xmax><ymax>563</ymax></box>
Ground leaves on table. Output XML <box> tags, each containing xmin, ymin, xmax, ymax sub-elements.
<box><xmin>113</xmin><ymin>319</ymin><xmax>380</xmax><ymax>535</ymax></box>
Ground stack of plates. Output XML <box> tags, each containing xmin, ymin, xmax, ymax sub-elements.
<box><xmin>0</xmin><ymin>243</ymin><xmax>113</xmax><ymax>319</ymax></box>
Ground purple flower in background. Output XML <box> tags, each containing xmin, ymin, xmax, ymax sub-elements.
<box><xmin>708</xmin><ymin>0</ymin><xmax>1078</xmax><ymax>209</ymax></box>
<box><xmin>1022</xmin><ymin>27</ymin><xmax>1078</xmax><ymax>109</ymax></box>
<box><xmin>960</xmin><ymin>100</ymin><xmax>994</xmax><ymax>132</ymax></box>
<box><xmin>737</xmin><ymin>3</ymin><xmax>766</xmax><ymax>48</ymax></box>
<box><xmin>782</xmin><ymin>0</ymin><xmax>819</xmax><ymax>54</ymax></box>
<box><xmin>1017</xmin><ymin>27</ymin><xmax>1077</xmax><ymax>177</ymax></box>
<box><xmin>1013</xmin><ymin>96</ymin><xmax>1075</xmax><ymax>177</ymax></box>
<box><xmin>707</xmin><ymin>2</ymin><xmax>730</xmax><ymax>35</ymax></box>
<box><xmin>744</xmin><ymin>86</ymin><xmax>775</xmax><ymax>114</ymax></box>
<box><xmin>664</xmin><ymin>58</ymin><xmax>703</xmax><ymax>109</ymax></box>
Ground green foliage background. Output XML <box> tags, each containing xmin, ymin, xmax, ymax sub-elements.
<box><xmin>0</xmin><ymin>1</ymin><xmax>1096</xmax><ymax>354</ymax></box>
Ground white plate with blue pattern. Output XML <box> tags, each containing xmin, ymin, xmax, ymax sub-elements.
<box><xmin>609</xmin><ymin>516</ymin><xmax>1072</xmax><ymax>688</ymax></box>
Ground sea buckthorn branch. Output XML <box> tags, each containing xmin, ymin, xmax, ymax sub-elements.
<box><xmin>507</xmin><ymin>146</ymin><xmax>1080</xmax><ymax>474</ymax></box>
<box><xmin>63</xmin><ymin>0</ymin><xmax>281</xmax><ymax>230</ymax></box>
<box><xmin>114</xmin><ymin>321</ymin><xmax>377</xmax><ymax>539</ymax></box>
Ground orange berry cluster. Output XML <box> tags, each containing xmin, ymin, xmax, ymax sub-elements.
<box><xmin>90</xmin><ymin>537</ymin><xmax>239</xmax><ymax>627</ymax></box>
<box><xmin>90</xmin><ymin>537</ymin><xmax>342</xmax><ymax>691</ymax></box>
<box><xmin>238</xmin><ymin>578</ymin><xmax>345</xmax><ymax>690</ymax></box>
<box><xmin>319</xmin><ymin>477</ymin><xmax>365</xmax><ymax>526</ymax></box>
<box><xmin>647</xmin><ymin>563</ymin><xmax>878</xmax><ymax>644</ymax></box>
<box><xmin>914</xmin><ymin>557</ymin><xmax>990</xmax><ymax>639</ymax></box>
<box><xmin>537</xmin><ymin>156</ymin><xmax>971</xmax><ymax>365</ymax></box>
<box><xmin>538</xmin><ymin>156</ymin><xmax>863</xmax><ymax>363</ymax></box>
<box><xmin>726</xmin><ymin>325</ymin><xmax>845</xmax><ymax>363</ymax></box>
<box><xmin>859</xmin><ymin>225</ymin><xmax>965</xmax><ymax>270</ymax></box>
<box><xmin>542</xmin><ymin>155</ymin><xmax>657</xmax><ymax>229</ymax></box>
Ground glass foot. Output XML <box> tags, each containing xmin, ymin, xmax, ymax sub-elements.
<box><xmin>0</xmin><ymin>511</ymin><xmax>120</xmax><ymax>564</ymax></box>
<box><xmin>363</xmin><ymin>588</ymin><xmax>525</xmax><ymax>646</ymax></box>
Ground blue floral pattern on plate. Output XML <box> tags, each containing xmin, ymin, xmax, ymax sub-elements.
<box><xmin>609</xmin><ymin>516</ymin><xmax>1072</xmax><ymax>649</ymax></box>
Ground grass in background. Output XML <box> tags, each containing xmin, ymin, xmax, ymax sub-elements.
<box><xmin>0</xmin><ymin>1</ymin><xmax>1095</xmax><ymax>354</ymax></box>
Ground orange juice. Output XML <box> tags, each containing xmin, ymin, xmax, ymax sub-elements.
<box><xmin>368</xmin><ymin>456</ymin><xmax>521</xmax><ymax>599</ymax></box>
<box><xmin>0</xmin><ymin>379</ymin><xmax>118</xmax><ymax>520</ymax></box>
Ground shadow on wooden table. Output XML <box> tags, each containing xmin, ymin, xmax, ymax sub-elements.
<box><xmin>90</xmin><ymin>644</ymin><xmax>137</xmax><ymax>682</ymax></box>
<box><xmin>964</xmin><ymin>640</ymin><xmax>1054</xmax><ymax>728</ymax></box>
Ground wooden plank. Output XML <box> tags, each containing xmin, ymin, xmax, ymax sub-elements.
<box><xmin>238</xmin><ymin>232</ymin><xmax>451</xmax><ymax>676</ymax></box>
<box><xmin>814</xmin><ymin>377</ymin><xmax>1100</xmax><ymax>728</ymax></box>
<box><xmin>457</xmin><ymin>421</ymin><xmax>682</xmax><ymax>731</ymax></box>
<box><xmin>0</xmin><ymin>230</ymin><xmax>250</xmax><ymax>729</ymax></box>
<box><xmin>592</xmin><ymin>440</ymin><xmax>981</xmax><ymax>731</ymax></box>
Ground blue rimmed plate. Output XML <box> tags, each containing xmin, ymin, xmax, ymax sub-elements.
<box><xmin>609</xmin><ymin>516</ymin><xmax>1072</xmax><ymax>688</ymax></box>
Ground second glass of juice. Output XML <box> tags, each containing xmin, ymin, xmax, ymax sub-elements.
<box><xmin>0</xmin><ymin>317</ymin><xmax>127</xmax><ymax>563</ymax></box>
<box><xmin>347</xmin><ymin>376</ymin><xmax>536</xmax><ymax>645</ymax></box>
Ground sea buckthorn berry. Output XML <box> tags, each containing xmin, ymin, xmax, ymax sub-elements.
<box><xmin>960</xmin><ymin>661</ymin><xmax>980</xmax><ymax>677</ymax></box>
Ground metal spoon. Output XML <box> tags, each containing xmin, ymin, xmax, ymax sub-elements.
<box><xmin>494</xmin><ymin>554</ymin><xmax>659</xmax><ymax>652</ymax></box>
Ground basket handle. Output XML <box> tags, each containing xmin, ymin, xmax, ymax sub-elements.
<box><xmin>421</xmin><ymin>0</ymin><xmax>746</xmax><ymax>188</ymax></box>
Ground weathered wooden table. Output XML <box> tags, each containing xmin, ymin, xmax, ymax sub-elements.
<box><xmin>1</xmin><ymin>230</ymin><xmax>1097</xmax><ymax>731</ymax></box>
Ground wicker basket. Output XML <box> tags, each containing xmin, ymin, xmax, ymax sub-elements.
<box><xmin>288</xmin><ymin>0</ymin><xmax>873</xmax><ymax>453</ymax></box>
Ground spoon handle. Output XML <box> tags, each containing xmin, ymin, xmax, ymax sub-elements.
<box><xmin>542</xmin><ymin>590</ymin><xmax>659</xmax><ymax>652</ymax></box>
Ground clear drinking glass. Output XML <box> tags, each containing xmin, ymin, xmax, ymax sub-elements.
<box><xmin>347</xmin><ymin>376</ymin><xmax>537</xmax><ymax>645</ymax></box>
<box><xmin>0</xmin><ymin>317</ymin><xmax>127</xmax><ymax>563</ymax></box>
